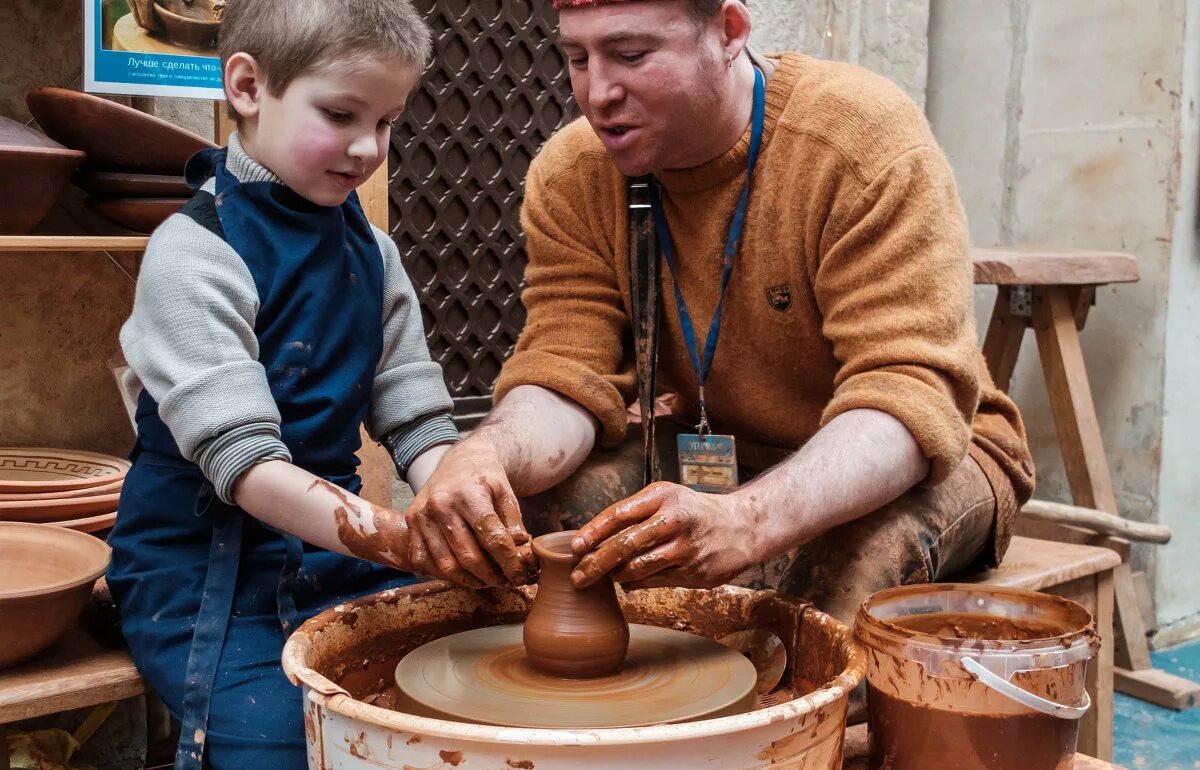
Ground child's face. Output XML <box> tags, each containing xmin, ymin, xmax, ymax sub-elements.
<box><xmin>247</xmin><ymin>55</ymin><xmax>420</xmax><ymax>206</ymax></box>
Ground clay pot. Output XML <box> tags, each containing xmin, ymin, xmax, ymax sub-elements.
<box><xmin>523</xmin><ymin>530</ymin><xmax>629</xmax><ymax>678</ymax></box>
<box><xmin>0</xmin><ymin>447</ymin><xmax>130</xmax><ymax>495</ymax></box>
<box><xmin>0</xmin><ymin>521</ymin><xmax>111</xmax><ymax>669</ymax></box>
<box><xmin>0</xmin><ymin>117</ymin><xmax>85</xmax><ymax>234</ymax></box>
<box><xmin>84</xmin><ymin>196</ymin><xmax>188</xmax><ymax>233</ymax></box>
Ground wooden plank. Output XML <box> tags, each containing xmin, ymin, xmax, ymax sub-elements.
<box><xmin>214</xmin><ymin>103</ymin><xmax>236</xmax><ymax>145</ymax></box>
<box><xmin>1112</xmin><ymin>562</ymin><xmax>1152</xmax><ymax>670</ymax></box>
<box><xmin>0</xmin><ymin>626</ymin><xmax>145</xmax><ymax>724</ymax></box>
<box><xmin>1032</xmin><ymin>286</ymin><xmax>1120</xmax><ymax>514</ymax></box>
<box><xmin>966</xmin><ymin>536</ymin><xmax>1121</xmax><ymax>591</ymax></box>
<box><xmin>1021</xmin><ymin>499</ymin><xmax>1171</xmax><ymax>544</ymax></box>
<box><xmin>981</xmin><ymin>287</ymin><xmax>1027</xmax><ymax>392</ymax></box>
<box><xmin>0</xmin><ymin>236</ymin><xmax>149</xmax><ymax>252</ymax></box>
<box><xmin>1114</xmin><ymin>667</ymin><xmax>1200</xmax><ymax>710</ymax></box>
<box><xmin>1093</xmin><ymin>569</ymin><xmax>1115</xmax><ymax>761</ymax></box>
<box><xmin>971</xmin><ymin>246</ymin><xmax>1139</xmax><ymax>286</ymax></box>
<box><xmin>1014</xmin><ymin>519</ymin><xmax>1131</xmax><ymax>560</ymax></box>
<box><xmin>355</xmin><ymin>163</ymin><xmax>390</xmax><ymax>227</ymax></box>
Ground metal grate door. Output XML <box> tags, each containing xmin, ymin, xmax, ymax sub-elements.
<box><xmin>390</xmin><ymin>0</ymin><xmax>575</xmax><ymax>424</ymax></box>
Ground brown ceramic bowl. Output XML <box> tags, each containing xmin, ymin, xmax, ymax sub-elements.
<box><xmin>152</xmin><ymin>0</ymin><xmax>222</xmax><ymax>50</ymax></box>
<box><xmin>0</xmin><ymin>491</ymin><xmax>122</xmax><ymax>523</ymax></box>
<box><xmin>0</xmin><ymin>522</ymin><xmax>111</xmax><ymax>669</ymax></box>
<box><xmin>0</xmin><ymin>117</ymin><xmax>86</xmax><ymax>234</ymax></box>
<box><xmin>85</xmin><ymin>196</ymin><xmax>188</xmax><ymax>233</ymax></box>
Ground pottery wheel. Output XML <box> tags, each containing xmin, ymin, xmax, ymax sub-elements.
<box><xmin>395</xmin><ymin>623</ymin><xmax>758</xmax><ymax>729</ymax></box>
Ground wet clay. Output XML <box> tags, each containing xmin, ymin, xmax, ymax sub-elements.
<box><xmin>394</xmin><ymin>623</ymin><xmax>757</xmax><ymax>728</ymax></box>
<box><xmin>867</xmin><ymin>686</ymin><xmax>1077</xmax><ymax>770</ymax></box>
<box><xmin>309</xmin><ymin>479</ymin><xmax>409</xmax><ymax>571</ymax></box>
<box><xmin>523</xmin><ymin>530</ymin><xmax>629</xmax><ymax>678</ymax></box>
<box><xmin>890</xmin><ymin>612</ymin><xmax>1065</xmax><ymax>641</ymax></box>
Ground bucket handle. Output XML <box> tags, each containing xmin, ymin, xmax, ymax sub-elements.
<box><xmin>961</xmin><ymin>657</ymin><xmax>1091</xmax><ymax>720</ymax></box>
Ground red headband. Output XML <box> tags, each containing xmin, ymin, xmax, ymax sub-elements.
<box><xmin>552</xmin><ymin>0</ymin><xmax>633</xmax><ymax>9</ymax></box>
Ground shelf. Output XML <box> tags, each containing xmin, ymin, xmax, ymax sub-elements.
<box><xmin>0</xmin><ymin>236</ymin><xmax>148</xmax><ymax>252</ymax></box>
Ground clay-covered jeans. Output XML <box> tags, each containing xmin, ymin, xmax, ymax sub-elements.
<box><xmin>520</xmin><ymin>419</ymin><xmax>1002</xmax><ymax>627</ymax></box>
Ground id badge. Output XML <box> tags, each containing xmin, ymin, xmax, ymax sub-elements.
<box><xmin>677</xmin><ymin>433</ymin><xmax>739</xmax><ymax>493</ymax></box>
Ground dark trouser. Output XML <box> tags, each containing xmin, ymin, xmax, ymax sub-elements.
<box><xmin>521</xmin><ymin>419</ymin><xmax>1007</xmax><ymax>627</ymax></box>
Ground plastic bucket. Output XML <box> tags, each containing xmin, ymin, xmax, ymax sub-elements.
<box><xmin>855</xmin><ymin>583</ymin><xmax>1099</xmax><ymax>770</ymax></box>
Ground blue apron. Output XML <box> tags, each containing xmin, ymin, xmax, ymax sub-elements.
<box><xmin>107</xmin><ymin>148</ymin><xmax>417</xmax><ymax>769</ymax></box>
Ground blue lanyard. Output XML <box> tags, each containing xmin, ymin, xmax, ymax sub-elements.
<box><xmin>649</xmin><ymin>65</ymin><xmax>766</xmax><ymax>436</ymax></box>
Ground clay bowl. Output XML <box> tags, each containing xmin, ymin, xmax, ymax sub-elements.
<box><xmin>0</xmin><ymin>478</ymin><xmax>123</xmax><ymax>502</ymax></box>
<box><xmin>0</xmin><ymin>447</ymin><xmax>130</xmax><ymax>494</ymax></box>
<box><xmin>50</xmin><ymin>511</ymin><xmax>118</xmax><ymax>535</ymax></box>
<box><xmin>0</xmin><ymin>117</ymin><xmax>86</xmax><ymax>234</ymax></box>
<box><xmin>152</xmin><ymin>0</ymin><xmax>222</xmax><ymax>50</ymax></box>
<box><xmin>26</xmin><ymin>87</ymin><xmax>216</xmax><ymax>175</ymax></box>
<box><xmin>85</xmin><ymin>196</ymin><xmax>188</xmax><ymax>233</ymax></box>
<box><xmin>75</xmin><ymin>170</ymin><xmax>191</xmax><ymax>198</ymax></box>
<box><xmin>0</xmin><ymin>522</ymin><xmax>111</xmax><ymax>669</ymax></box>
<box><xmin>0</xmin><ymin>492</ymin><xmax>122</xmax><ymax>524</ymax></box>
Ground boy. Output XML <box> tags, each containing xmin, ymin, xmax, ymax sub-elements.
<box><xmin>107</xmin><ymin>1</ymin><xmax>533</xmax><ymax>767</ymax></box>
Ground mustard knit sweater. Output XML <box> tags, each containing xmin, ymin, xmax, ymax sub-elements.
<box><xmin>496</xmin><ymin>53</ymin><xmax>1034</xmax><ymax>555</ymax></box>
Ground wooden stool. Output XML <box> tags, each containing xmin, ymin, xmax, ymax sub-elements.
<box><xmin>972</xmin><ymin>247</ymin><xmax>1199</xmax><ymax>714</ymax></box>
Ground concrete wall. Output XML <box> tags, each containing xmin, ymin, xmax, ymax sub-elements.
<box><xmin>928</xmin><ymin>0</ymin><xmax>1200</xmax><ymax>638</ymax></box>
<box><xmin>1154</xmin><ymin>0</ymin><xmax>1200</xmax><ymax>645</ymax></box>
<box><xmin>757</xmin><ymin>0</ymin><xmax>1200</xmax><ymax>637</ymax></box>
<box><xmin>753</xmin><ymin>0</ymin><xmax>930</xmax><ymax>107</ymax></box>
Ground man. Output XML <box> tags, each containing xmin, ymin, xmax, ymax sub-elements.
<box><xmin>402</xmin><ymin>0</ymin><xmax>1035</xmax><ymax>624</ymax></box>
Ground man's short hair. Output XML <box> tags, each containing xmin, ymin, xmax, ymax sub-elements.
<box><xmin>689</xmin><ymin>0</ymin><xmax>745</xmax><ymax>24</ymax></box>
<box><xmin>219</xmin><ymin>0</ymin><xmax>432</xmax><ymax>95</ymax></box>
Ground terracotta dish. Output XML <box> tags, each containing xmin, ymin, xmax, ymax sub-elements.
<box><xmin>0</xmin><ymin>521</ymin><xmax>111</xmax><ymax>668</ymax></box>
<box><xmin>0</xmin><ymin>117</ymin><xmax>86</xmax><ymax>234</ymax></box>
<box><xmin>50</xmin><ymin>511</ymin><xmax>118</xmax><ymax>535</ymax></box>
<box><xmin>85</xmin><ymin>196</ymin><xmax>187</xmax><ymax>233</ymax></box>
<box><xmin>26</xmin><ymin>87</ymin><xmax>216</xmax><ymax>175</ymax></box>
<box><xmin>75</xmin><ymin>170</ymin><xmax>191</xmax><ymax>198</ymax></box>
<box><xmin>0</xmin><ymin>478</ymin><xmax>123</xmax><ymax>502</ymax></box>
<box><xmin>0</xmin><ymin>492</ymin><xmax>122</xmax><ymax>523</ymax></box>
<box><xmin>0</xmin><ymin>448</ymin><xmax>130</xmax><ymax>494</ymax></box>
<box><xmin>152</xmin><ymin>0</ymin><xmax>223</xmax><ymax>50</ymax></box>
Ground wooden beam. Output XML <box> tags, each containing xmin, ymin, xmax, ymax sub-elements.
<box><xmin>1032</xmin><ymin>286</ymin><xmax>1120</xmax><ymax>513</ymax></box>
<box><xmin>1112</xmin><ymin>562</ymin><xmax>1152</xmax><ymax>671</ymax></box>
<box><xmin>981</xmin><ymin>286</ymin><xmax>1028</xmax><ymax>393</ymax></box>
<box><xmin>1021</xmin><ymin>499</ymin><xmax>1172</xmax><ymax>544</ymax></box>
<box><xmin>1114</xmin><ymin>667</ymin><xmax>1200</xmax><ymax>710</ymax></box>
<box><xmin>971</xmin><ymin>246</ymin><xmax>1139</xmax><ymax>286</ymax></box>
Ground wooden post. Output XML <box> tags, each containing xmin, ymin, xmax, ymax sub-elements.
<box><xmin>981</xmin><ymin>286</ymin><xmax>1028</xmax><ymax>392</ymax></box>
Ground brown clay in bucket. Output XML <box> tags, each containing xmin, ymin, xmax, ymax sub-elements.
<box><xmin>857</xmin><ymin>584</ymin><xmax>1098</xmax><ymax>770</ymax></box>
<box><xmin>522</xmin><ymin>530</ymin><xmax>630</xmax><ymax>678</ymax></box>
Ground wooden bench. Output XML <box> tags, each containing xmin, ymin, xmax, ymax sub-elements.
<box><xmin>0</xmin><ymin>622</ymin><xmax>145</xmax><ymax>770</ymax></box>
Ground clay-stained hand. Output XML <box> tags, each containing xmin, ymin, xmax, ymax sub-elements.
<box><xmin>569</xmin><ymin>482</ymin><xmax>765</xmax><ymax>590</ymax></box>
<box><xmin>404</xmin><ymin>438</ymin><xmax>538</xmax><ymax>589</ymax></box>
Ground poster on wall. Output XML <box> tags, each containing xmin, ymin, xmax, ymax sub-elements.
<box><xmin>84</xmin><ymin>0</ymin><xmax>225</xmax><ymax>99</ymax></box>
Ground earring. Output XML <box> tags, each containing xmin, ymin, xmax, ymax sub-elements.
<box><xmin>726</xmin><ymin>52</ymin><xmax>734</xmax><ymax>69</ymax></box>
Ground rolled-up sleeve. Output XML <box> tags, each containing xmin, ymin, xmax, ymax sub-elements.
<box><xmin>816</xmin><ymin>146</ymin><xmax>981</xmax><ymax>483</ymax></box>
<box><xmin>492</xmin><ymin>154</ymin><xmax>634</xmax><ymax>447</ymax></box>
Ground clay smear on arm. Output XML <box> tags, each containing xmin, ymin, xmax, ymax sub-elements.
<box><xmin>308</xmin><ymin>478</ymin><xmax>410</xmax><ymax>570</ymax></box>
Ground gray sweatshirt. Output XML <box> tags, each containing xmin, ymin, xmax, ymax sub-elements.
<box><xmin>120</xmin><ymin>134</ymin><xmax>458</xmax><ymax>503</ymax></box>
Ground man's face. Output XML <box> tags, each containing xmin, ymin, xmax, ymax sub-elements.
<box><xmin>557</xmin><ymin>0</ymin><xmax>727</xmax><ymax>176</ymax></box>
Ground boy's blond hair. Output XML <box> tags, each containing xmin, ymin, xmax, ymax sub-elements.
<box><xmin>219</xmin><ymin>0</ymin><xmax>432</xmax><ymax>95</ymax></box>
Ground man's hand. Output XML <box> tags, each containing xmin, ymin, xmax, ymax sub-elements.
<box><xmin>404</xmin><ymin>438</ymin><xmax>538</xmax><ymax>589</ymax></box>
<box><xmin>568</xmin><ymin>482</ymin><xmax>766</xmax><ymax>590</ymax></box>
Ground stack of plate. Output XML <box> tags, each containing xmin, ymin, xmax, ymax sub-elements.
<box><xmin>25</xmin><ymin>87</ymin><xmax>217</xmax><ymax>233</ymax></box>
<box><xmin>0</xmin><ymin>447</ymin><xmax>130</xmax><ymax>536</ymax></box>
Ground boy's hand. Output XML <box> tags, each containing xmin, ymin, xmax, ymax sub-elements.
<box><xmin>405</xmin><ymin>438</ymin><xmax>538</xmax><ymax>588</ymax></box>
